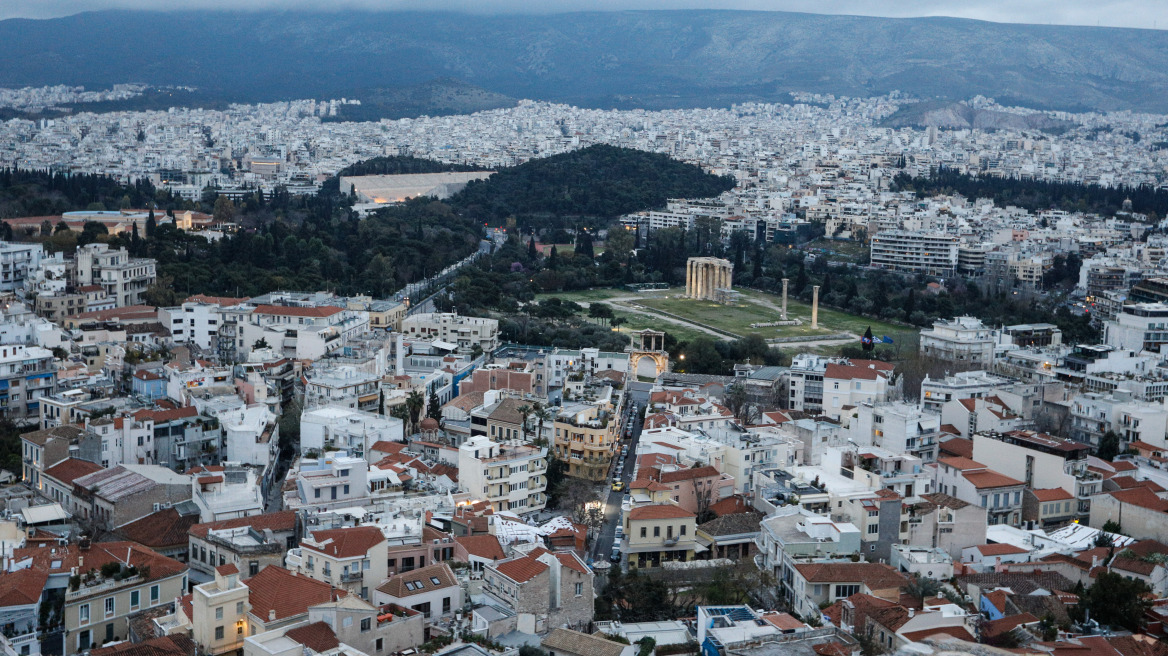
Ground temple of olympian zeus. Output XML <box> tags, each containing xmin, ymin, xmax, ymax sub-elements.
<box><xmin>685</xmin><ymin>257</ymin><xmax>734</xmax><ymax>302</ymax></box>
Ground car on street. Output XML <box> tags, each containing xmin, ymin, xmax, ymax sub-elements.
<box><xmin>612</xmin><ymin>481</ymin><xmax>625</xmax><ymax>492</ymax></box>
<box><xmin>610</xmin><ymin>546</ymin><xmax>622</xmax><ymax>562</ymax></box>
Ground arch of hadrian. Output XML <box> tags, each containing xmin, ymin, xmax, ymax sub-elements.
<box><xmin>685</xmin><ymin>257</ymin><xmax>733</xmax><ymax>301</ymax></box>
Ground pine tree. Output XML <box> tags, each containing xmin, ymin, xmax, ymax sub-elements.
<box><xmin>862</xmin><ymin>326</ymin><xmax>875</xmax><ymax>353</ymax></box>
<box><xmin>146</xmin><ymin>209</ymin><xmax>156</xmax><ymax>238</ymax></box>
<box><xmin>548</xmin><ymin>245</ymin><xmax>559</xmax><ymax>270</ymax></box>
<box><xmin>821</xmin><ymin>272</ymin><xmax>832</xmax><ymax>298</ymax></box>
<box><xmin>528</xmin><ymin>236</ymin><xmax>537</xmax><ymax>260</ymax></box>
<box><xmin>752</xmin><ymin>248</ymin><xmax>762</xmax><ymax>279</ymax></box>
<box><xmin>903</xmin><ymin>289</ymin><xmax>916</xmax><ymax>321</ymax></box>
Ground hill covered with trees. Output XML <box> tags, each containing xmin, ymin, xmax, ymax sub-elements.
<box><xmin>448</xmin><ymin>144</ymin><xmax>735</xmax><ymax>229</ymax></box>
<box><xmin>894</xmin><ymin>166</ymin><xmax>1168</xmax><ymax>219</ymax></box>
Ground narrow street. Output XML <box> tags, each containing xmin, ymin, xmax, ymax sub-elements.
<box><xmin>590</xmin><ymin>382</ymin><xmax>651</xmax><ymax>568</ymax></box>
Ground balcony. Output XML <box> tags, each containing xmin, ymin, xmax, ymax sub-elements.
<box><xmin>341</xmin><ymin>570</ymin><xmax>363</xmax><ymax>583</ymax></box>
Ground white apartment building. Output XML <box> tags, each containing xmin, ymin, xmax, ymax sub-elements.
<box><xmin>1069</xmin><ymin>390</ymin><xmax>1168</xmax><ymax>449</ymax></box>
<box><xmin>920</xmin><ymin>370</ymin><xmax>1018</xmax><ymax>415</ymax></box>
<box><xmin>458</xmin><ymin>435</ymin><xmax>548</xmax><ymax>514</ymax></box>
<box><xmin>402</xmin><ymin>312</ymin><xmax>499</xmax><ymax>353</ymax></box>
<box><xmin>869</xmin><ymin>229</ymin><xmax>960</xmax><ymax>276</ymax></box>
<box><xmin>219</xmin><ymin>405</ymin><xmax>279</xmax><ymax>469</ymax></box>
<box><xmin>919</xmin><ymin>316</ymin><xmax>996</xmax><ymax>366</ymax></box>
<box><xmin>237</xmin><ymin>303</ymin><xmax>369</xmax><ymax>361</ymax></box>
<box><xmin>0</xmin><ymin>242</ymin><xmax>43</xmax><ymax>292</ymax></box>
<box><xmin>0</xmin><ymin>344</ymin><xmax>56</xmax><ymax>422</ymax></box>
<box><xmin>74</xmin><ymin>243</ymin><xmax>157</xmax><ymax>307</ymax></box>
<box><xmin>1103</xmin><ymin>303</ymin><xmax>1168</xmax><ymax>353</ymax></box>
<box><xmin>288</xmin><ymin>453</ymin><xmax>370</xmax><ymax>511</ymax></box>
<box><xmin>303</xmin><ymin>366</ymin><xmax>381</xmax><ymax>413</ymax></box>
<box><xmin>931</xmin><ymin>457</ymin><xmax>1025</xmax><ymax>526</ymax></box>
<box><xmin>159</xmin><ymin>296</ymin><xmax>245</xmax><ymax>351</ymax></box>
<box><xmin>848</xmin><ymin>402</ymin><xmax>942</xmax><ymax>462</ymax></box>
<box><xmin>300</xmin><ymin>405</ymin><xmax>404</xmax><ymax>458</ymax></box>
<box><xmin>971</xmin><ymin>430</ymin><xmax>1101</xmax><ymax>519</ymax></box>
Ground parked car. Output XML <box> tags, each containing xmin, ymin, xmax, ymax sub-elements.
<box><xmin>612</xmin><ymin>481</ymin><xmax>625</xmax><ymax>492</ymax></box>
<box><xmin>610</xmin><ymin>546</ymin><xmax>622</xmax><ymax>562</ymax></box>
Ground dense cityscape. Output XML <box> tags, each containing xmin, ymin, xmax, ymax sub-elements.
<box><xmin>0</xmin><ymin>14</ymin><xmax>1167</xmax><ymax>656</ymax></box>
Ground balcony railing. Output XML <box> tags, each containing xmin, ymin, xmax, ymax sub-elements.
<box><xmin>341</xmin><ymin>570</ymin><xmax>363</xmax><ymax>583</ymax></box>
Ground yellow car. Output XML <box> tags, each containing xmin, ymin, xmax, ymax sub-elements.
<box><xmin>612</xmin><ymin>481</ymin><xmax>625</xmax><ymax>492</ymax></box>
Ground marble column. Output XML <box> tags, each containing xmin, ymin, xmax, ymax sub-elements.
<box><xmin>781</xmin><ymin>278</ymin><xmax>789</xmax><ymax>320</ymax></box>
<box><xmin>686</xmin><ymin>260</ymin><xmax>693</xmax><ymax>297</ymax></box>
<box><xmin>811</xmin><ymin>285</ymin><xmax>821</xmax><ymax>329</ymax></box>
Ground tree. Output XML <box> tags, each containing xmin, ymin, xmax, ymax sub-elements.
<box><xmin>531</xmin><ymin>403</ymin><xmax>553</xmax><ymax>446</ymax></box>
<box><xmin>146</xmin><ymin>209</ymin><xmax>156</xmax><ymax>238</ymax></box>
<box><xmin>588</xmin><ymin>303</ymin><xmax>614</xmax><ymax>325</ymax></box>
<box><xmin>0</xmin><ymin>222</ymin><xmax>11</xmax><ymax>241</ymax></box>
<box><xmin>548</xmin><ymin>245</ymin><xmax>559</xmax><ymax>270</ymax></box>
<box><xmin>1101</xmin><ymin>519</ymin><xmax>1125</xmax><ymax>536</ymax></box>
<box><xmin>78</xmin><ymin>221</ymin><xmax>108</xmax><ymax>246</ymax></box>
<box><xmin>40</xmin><ymin>220</ymin><xmax>52</xmax><ymax>237</ymax></box>
<box><xmin>517</xmin><ymin>404</ymin><xmax>532</xmax><ymax>443</ymax></box>
<box><xmin>405</xmin><ymin>390</ymin><xmax>425</xmax><ymax>434</ymax></box>
<box><xmin>575</xmin><ymin>230</ymin><xmax>595</xmax><ymax>259</ymax></box>
<box><xmin>1081</xmin><ymin>571</ymin><xmax>1152</xmax><ymax>631</ymax></box>
<box><xmin>213</xmin><ymin>195</ymin><xmax>236</xmax><ymax>225</ymax></box>
<box><xmin>427</xmin><ymin>390</ymin><xmax>441</xmax><ymax>422</ymax></box>
<box><xmin>1097</xmin><ymin>430</ymin><xmax>1121</xmax><ymax>461</ymax></box>
<box><xmin>606</xmin><ymin>227</ymin><xmax>635</xmax><ymax>264</ymax></box>
<box><xmin>862</xmin><ymin>325</ymin><xmax>875</xmax><ymax>354</ymax></box>
<box><xmin>142</xmin><ymin>274</ymin><xmax>180</xmax><ymax>307</ymax></box>
<box><xmin>252</xmin><ymin>337</ymin><xmax>270</xmax><ymax>350</ymax></box>
<box><xmin>905</xmin><ymin>574</ymin><xmax>940</xmax><ymax>604</ymax></box>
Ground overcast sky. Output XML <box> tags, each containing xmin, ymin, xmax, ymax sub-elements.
<box><xmin>1</xmin><ymin>0</ymin><xmax>1164</xmax><ymax>30</ymax></box>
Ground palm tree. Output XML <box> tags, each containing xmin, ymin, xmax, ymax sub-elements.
<box><xmin>405</xmin><ymin>390</ymin><xmax>425</xmax><ymax>434</ymax></box>
<box><xmin>517</xmin><ymin>404</ymin><xmax>532</xmax><ymax>443</ymax></box>
<box><xmin>532</xmin><ymin>403</ymin><xmax>554</xmax><ymax>447</ymax></box>
<box><xmin>906</xmin><ymin>574</ymin><xmax>941</xmax><ymax>604</ymax></box>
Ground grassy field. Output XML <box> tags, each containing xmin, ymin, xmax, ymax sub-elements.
<box><xmin>533</xmin><ymin>285</ymin><xmax>917</xmax><ymax>348</ymax></box>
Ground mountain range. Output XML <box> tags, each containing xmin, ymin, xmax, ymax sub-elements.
<box><xmin>3</xmin><ymin>10</ymin><xmax>1168</xmax><ymax>114</ymax></box>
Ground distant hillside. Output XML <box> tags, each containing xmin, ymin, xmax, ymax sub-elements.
<box><xmin>4</xmin><ymin>10</ymin><xmax>1168</xmax><ymax>112</ymax></box>
<box><xmin>324</xmin><ymin>78</ymin><xmax>517</xmax><ymax>122</ymax></box>
<box><xmin>881</xmin><ymin>101</ymin><xmax>1078</xmax><ymax>132</ymax></box>
<box><xmin>447</xmin><ymin>144</ymin><xmax>736</xmax><ymax>228</ymax></box>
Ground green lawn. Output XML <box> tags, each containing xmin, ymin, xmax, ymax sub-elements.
<box><xmin>534</xmin><ymin>285</ymin><xmax>917</xmax><ymax>348</ymax></box>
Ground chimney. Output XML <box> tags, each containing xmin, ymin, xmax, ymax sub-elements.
<box><xmin>268</xmin><ymin>609</ymin><xmax>276</xmax><ymax>622</ymax></box>
<box><xmin>908</xmin><ymin>608</ymin><xmax>915</xmax><ymax>618</ymax></box>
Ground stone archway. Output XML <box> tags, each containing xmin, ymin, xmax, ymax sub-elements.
<box><xmin>630</xmin><ymin>350</ymin><xmax>669</xmax><ymax>379</ymax></box>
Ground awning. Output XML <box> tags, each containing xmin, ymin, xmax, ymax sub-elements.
<box><xmin>21</xmin><ymin>504</ymin><xmax>68</xmax><ymax>525</ymax></box>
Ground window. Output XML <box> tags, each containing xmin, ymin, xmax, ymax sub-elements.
<box><xmin>151</xmin><ymin>584</ymin><xmax>160</xmax><ymax>603</ymax></box>
<box><xmin>680</xmin><ymin>525</ymin><xmax>687</xmax><ymax>535</ymax></box>
<box><xmin>867</xmin><ymin>524</ymin><xmax>880</xmax><ymax>535</ymax></box>
<box><xmin>653</xmin><ymin>526</ymin><xmax>660</xmax><ymax>537</ymax></box>
<box><xmin>376</xmin><ymin>638</ymin><xmax>384</xmax><ymax>652</ymax></box>
<box><xmin>834</xmin><ymin>584</ymin><xmax>860</xmax><ymax>598</ymax></box>
<box><xmin>105</xmin><ymin>597</ymin><xmax>115</xmax><ymax>617</ymax></box>
<box><xmin>249</xmin><ymin>561</ymin><xmax>259</xmax><ymax>576</ymax></box>
<box><xmin>443</xmin><ymin>596</ymin><xmax>451</xmax><ymax>613</ymax></box>
<box><xmin>640</xmin><ymin>527</ymin><xmax>646</xmax><ymax>538</ymax></box>
<box><xmin>575</xmin><ymin>582</ymin><xmax>584</xmax><ymax>596</ymax></box>
<box><xmin>215</xmin><ymin>626</ymin><xmax>224</xmax><ymax>640</ymax></box>
<box><xmin>79</xmin><ymin>630</ymin><xmax>91</xmax><ymax>651</ymax></box>
<box><xmin>314</xmin><ymin>488</ymin><xmax>321</xmax><ymax>499</ymax></box>
<box><xmin>130</xmin><ymin>590</ymin><xmax>140</xmax><ymax>609</ymax></box>
<box><xmin>79</xmin><ymin>603</ymin><xmax>90</xmax><ymax>625</ymax></box>
<box><xmin>361</xmin><ymin>618</ymin><xmax>372</xmax><ymax>632</ymax></box>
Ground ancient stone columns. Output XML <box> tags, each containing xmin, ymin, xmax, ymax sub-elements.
<box><xmin>685</xmin><ymin>257</ymin><xmax>734</xmax><ymax>301</ymax></box>
<box><xmin>811</xmin><ymin>285</ymin><xmax>820</xmax><ymax>329</ymax></box>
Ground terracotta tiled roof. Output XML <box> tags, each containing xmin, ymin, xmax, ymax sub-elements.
<box><xmin>900</xmin><ymin>626</ymin><xmax>976</xmax><ymax>643</ymax></box>
<box><xmin>628</xmin><ymin>504</ymin><xmax>695</xmax><ymax>521</ymax></box>
<box><xmin>253</xmin><ymin>304</ymin><xmax>342</xmax><ymax>318</ymax></box>
<box><xmin>1106</xmin><ymin>487</ymin><xmax>1168</xmax><ymax>513</ymax></box>
<box><xmin>981</xmin><ymin>613</ymin><xmax>1040</xmax><ymax>639</ymax></box>
<box><xmin>977</xmin><ymin>543</ymin><xmax>1029</xmax><ymax>556</ymax></box>
<box><xmin>455</xmin><ymin>535</ymin><xmax>505</xmax><ymax>560</ymax></box>
<box><xmin>939</xmin><ymin>437</ymin><xmax>974</xmax><ymax>458</ymax></box>
<box><xmin>185</xmin><ymin>294</ymin><xmax>250</xmax><ymax>306</ymax></box>
<box><xmin>709</xmin><ymin>495</ymin><xmax>752</xmax><ymax>517</ymax></box>
<box><xmin>285</xmin><ymin>621</ymin><xmax>340</xmax><ymax>652</ymax></box>
<box><xmin>825</xmin><ymin>363</ymin><xmax>889</xmax><ymax>381</ymax></box>
<box><xmin>132</xmin><ymin>406</ymin><xmax>199</xmax><ymax>424</ymax></box>
<box><xmin>542</xmin><ymin>628</ymin><xmax>627</xmax><ymax>656</ymax></box>
<box><xmin>304</xmin><ymin>526</ymin><xmax>386</xmax><ymax>559</ymax></box>
<box><xmin>216</xmin><ymin>564</ymin><xmax>240</xmax><ymax>576</ymax></box>
<box><xmin>119</xmin><ymin>507</ymin><xmax>200</xmax><ymax>550</ymax></box>
<box><xmin>965</xmin><ymin>470</ymin><xmax>1024</xmax><ymax>489</ymax></box>
<box><xmin>189</xmin><ymin>510</ymin><xmax>297</xmax><ymax>538</ymax></box>
<box><xmin>42</xmin><ymin>457</ymin><xmax>103</xmax><ymax>486</ymax></box>
<box><xmin>1110</xmin><ymin>556</ymin><xmax>1157</xmax><ymax>576</ymax></box>
<box><xmin>794</xmin><ymin>562</ymin><xmax>908</xmax><ymax>590</ymax></box>
<box><xmin>377</xmin><ymin>563</ymin><xmax>458</xmax><ymax>598</ymax></box>
<box><xmin>90</xmin><ymin>634</ymin><xmax>197</xmax><ymax>656</ymax></box>
<box><xmin>553</xmin><ymin>551</ymin><xmax>590</xmax><ymax>575</ymax></box>
<box><xmin>243</xmin><ymin>566</ymin><xmax>343</xmax><ymax>622</ymax></box>
<box><xmin>659</xmin><ymin>465</ymin><xmax>721</xmax><ymax>483</ymax></box>
<box><xmin>492</xmin><ymin>556</ymin><xmax>549</xmax><ymax>584</ymax></box>
<box><xmin>19</xmin><ymin>424</ymin><xmax>86</xmax><ymax>447</ymax></box>
<box><xmin>937</xmin><ymin>456</ymin><xmax>985</xmax><ymax>471</ymax></box>
<box><xmin>1031</xmin><ymin>488</ymin><xmax>1074</xmax><ymax>502</ymax></box>
<box><xmin>0</xmin><ymin>568</ymin><xmax>48</xmax><ymax>608</ymax></box>
<box><xmin>12</xmin><ymin>541</ymin><xmax>186</xmax><ymax>582</ymax></box>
